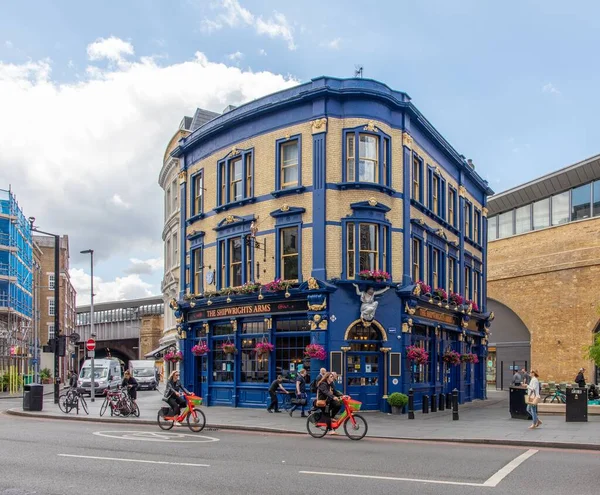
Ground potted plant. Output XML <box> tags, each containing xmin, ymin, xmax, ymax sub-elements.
<box><xmin>442</xmin><ymin>350</ymin><xmax>461</xmax><ymax>366</ymax></box>
<box><xmin>221</xmin><ymin>341</ymin><xmax>238</xmax><ymax>357</ymax></box>
<box><xmin>191</xmin><ymin>342</ymin><xmax>209</xmax><ymax>356</ymax></box>
<box><xmin>263</xmin><ymin>278</ymin><xmax>287</xmax><ymax>292</ymax></box>
<box><xmin>304</xmin><ymin>343</ymin><xmax>326</xmax><ymax>360</ymax></box>
<box><xmin>417</xmin><ymin>280</ymin><xmax>432</xmax><ymax>296</ymax></box>
<box><xmin>238</xmin><ymin>282</ymin><xmax>261</xmax><ymax>295</ymax></box>
<box><xmin>164</xmin><ymin>350</ymin><xmax>183</xmax><ymax>362</ymax></box>
<box><xmin>358</xmin><ymin>269</ymin><xmax>391</xmax><ymax>282</ymax></box>
<box><xmin>255</xmin><ymin>341</ymin><xmax>274</xmax><ymax>356</ymax></box>
<box><xmin>40</xmin><ymin>368</ymin><xmax>53</xmax><ymax>384</ymax></box>
<box><xmin>406</xmin><ymin>345</ymin><xmax>429</xmax><ymax>365</ymax></box>
<box><xmin>387</xmin><ymin>392</ymin><xmax>408</xmax><ymax>414</ymax></box>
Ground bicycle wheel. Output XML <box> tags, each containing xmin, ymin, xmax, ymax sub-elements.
<box><xmin>306</xmin><ymin>412</ymin><xmax>328</xmax><ymax>438</ymax></box>
<box><xmin>99</xmin><ymin>398</ymin><xmax>109</xmax><ymax>416</ymax></box>
<box><xmin>550</xmin><ymin>395</ymin><xmax>559</xmax><ymax>404</ymax></box>
<box><xmin>79</xmin><ymin>396</ymin><xmax>89</xmax><ymax>415</ymax></box>
<box><xmin>157</xmin><ymin>409</ymin><xmax>174</xmax><ymax>430</ymax></box>
<box><xmin>58</xmin><ymin>394</ymin><xmax>72</xmax><ymax>414</ymax></box>
<box><xmin>187</xmin><ymin>409</ymin><xmax>206</xmax><ymax>432</ymax></box>
<box><xmin>132</xmin><ymin>402</ymin><xmax>140</xmax><ymax>418</ymax></box>
<box><xmin>343</xmin><ymin>414</ymin><xmax>368</xmax><ymax>441</ymax></box>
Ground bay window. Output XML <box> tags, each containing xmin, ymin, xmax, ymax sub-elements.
<box><xmin>344</xmin><ymin>127</ymin><xmax>391</xmax><ymax>187</ymax></box>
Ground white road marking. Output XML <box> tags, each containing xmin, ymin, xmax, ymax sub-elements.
<box><xmin>482</xmin><ymin>449</ymin><xmax>538</xmax><ymax>487</ymax></box>
<box><xmin>300</xmin><ymin>449</ymin><xmax>538</xmax><ymax>488</ymax></box>
<box><xmin>92</xmin><ymin>430</ymin><xmax>219</xmax><ymax>443</ymax></box>
<box><xmin>58</xmin><ymin>454</ymin><xmax>209</xmax><ymax>467</ymax></box>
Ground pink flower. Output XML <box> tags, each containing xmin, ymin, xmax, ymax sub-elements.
<box><xmin>305</xmin><ymin>344</ymin><xmax>326</xmax><ymax>360</ymax></box>
<box><xmin>406</xmin><ymin>345</ymin><xmax>429</xmax><ymax>365</ymax></box>
<box><xmin>191</xmin><ymin>343</ymin><xmax>209</xmax><ymax>356</ymax></box>
<box><xmin>255</xmin><ymin>342</ymin><xmax>274</xmax><ymax>354</ymax></box>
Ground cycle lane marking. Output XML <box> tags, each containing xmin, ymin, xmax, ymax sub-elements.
<box><xmin>93</xmin><ymin>430</ymin><xmax>219</xmax><ymax>443</ymax></box>
<box><xmin>58</xmin><ymin>454</ymin><xmax>209</xmax><ymax>467</ymax></box>
<box><xmin>301</xmin><ymin>449</ymin><xmax>538</xmax><ymax>488</ymax></box>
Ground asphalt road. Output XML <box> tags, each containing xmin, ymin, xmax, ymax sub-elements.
<box><xmin>0</xmin><ymin>411</ymin><xmax>598</xmax><ymax>495</ymax></box>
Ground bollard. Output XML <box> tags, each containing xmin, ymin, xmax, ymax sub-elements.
<box><xmin>446</xmin><ymin>392</ymin><xmax>452</xmax><ymax>410</ymax></box>
<box><xmin>452</xmin><ymin>388</ymin><xmax>459</xmax><ymax>420</ymax></box>
<box><xmin>408</xmin><ymin>388</ymin><xmax>415</xmax><ymax>419</ymax></box>
<box><xmin>431</xmin><ymin>394</ymin><xmax>437</xmax><ymax>412</ymax></box>
<box><xmin>439</xmin><ymin>393</ymin><xmax>445</xmax><ymax>411</ymax></box>
<box><xmin>422</xmin><ymin>394</ymin><xmax>429</xmax><ymax>414</ymax></box>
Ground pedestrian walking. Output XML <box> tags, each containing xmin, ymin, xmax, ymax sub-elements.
<box><xmin>511</xmin><ymin>370</ymin><xmax>523</xmax><ymax>386</ymax></box>
<box><xmin>289</xmin><ymin>368</ymin><xmax>307</xmax><ymax>417</ymax></box>
<box><xmin>520</xmin><ymin>368</ymin><xmax>529</xmax><ymax>385</ymax></box>
<box><xmin>526</xmin><ymin>369</ymin><xmax>541</xmax><ymax>429</ymax></box>
<box><xmin>575</xmin><ymin>368</ymin><xmax>586</xmax><ymax>388</ymax></box>
<box><xmin>267</xmin><ymin>375</ymin><xmax>288</xmax><ymax>413</ymax></box>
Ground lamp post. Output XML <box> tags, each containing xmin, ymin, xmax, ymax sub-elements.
<box><xmin>80</xmin><ymin>249</ymin><xmax>95</xmax><ymax>402</ymax></box>
<box><xmin>28</xmin><ymin>217</ymin><xmax>61</xmax><ymax>404</ymax></box>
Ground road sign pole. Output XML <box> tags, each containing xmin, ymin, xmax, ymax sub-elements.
<box><xmin>90</xmin><ymin>350</ymin><xmax>95</xmax><ymax>402</ymax></box>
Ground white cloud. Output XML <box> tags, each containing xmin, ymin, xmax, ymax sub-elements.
<box><xmin>4</xmin><ymin>40</ymin><xmax>12</xmax><ymax>49</ymax></box>
<box><xmin>125</xmin><ymin>257</ymin><xmax>164</xmax><ymax>275</ymax></box>
<box><xmin>0</xmin><ymin>37</ymin><xmax>298</xmax><ymax>296</ymax></box>
<box><xmin>202</xmin><ymin>0</ymin><xmax>296</xmax><ymax>50</ymax></box>
<box><xmin>87</xmin><ymin>36</ymin><xmax>134</xmax><ymax>65</ymax></box>
<box><xmin>70</xmin><ymin>268</ymin><xmax>154</xmax><ymax>305</ymax></box>
<box><xmin>542</xmin><ymin>83</ymin><xmax>560</xmax><ymax>95</ymax></box>
<box><xmin>258</xmin><ymin>48</ymin><xmax>267</xmax><ymax>56</ymax></box>
<box><xmin>227</xmin><ymin>51</ymin><xmax>244</xmax><ymax>62</ymax></box>
<box><xmin>321</xmin><ymin>38</ymin><xmax>341</xmax><ymax>50</ymax></box>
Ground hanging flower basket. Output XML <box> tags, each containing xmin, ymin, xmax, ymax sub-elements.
<box><xmin>304</xmin><ymin>343</ymin><xmax>326</xmax><ymax>360</ymax></box>
<box><xmin>406</xmin><ymin>345</ymin><xmax>429</xmax><ymax>365</ymax></box>
<box><xmin>221</xmin><ymin>342</ymin><xmax>238</xmax><ymax>355</ymax></box>
<box><xmin>461</xmin><ymin>353</ymin><xmax>479</xmax><ymax>364</ymax></box>
<box><xmin>358</xmin><ymin>270</ymin><xmax>391</xmax><ymax>282</ymax></box>
<box><xmin>164</xmin><ymin>350</ymin><xmax>183</xmax><ymax>363</ymax></box>
<box><xmin>255</xmin><ymin>342</ymin><xmax>274</xmax><ymax>356</ymax></box>
<box><xmin>442</xmin><ymin>350</ymin><xmax>461</xmax><ymax>366</ymax></box>
<box><xmin>191</xmin><ymin>342</ymin><xmax>210</xmax><ymax>356</ymax></box>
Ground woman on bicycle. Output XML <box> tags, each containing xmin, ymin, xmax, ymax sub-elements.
<box><xmin>316</xmin><ymin>372</ymin><xmax>342</xmax><ymax>434</ymax></box>
<box><xmin>165</xmin><ymin>370</ymin><xmax>189</xmax><ymax>425</ymax></box>
<box><xmin>122</xmin><ymin>371</ymin><xmax>139</xmax><ymax>402</ymax></box>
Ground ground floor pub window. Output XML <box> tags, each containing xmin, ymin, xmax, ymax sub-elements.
<box><xmin>411</xmin><ymin>326</ymin><xmax>431</xmax><ymax>383</ymax></box>
<box><xmin>275</xmin><ymin>318</ymin><xmax>310</xmax><ymax>379</ymax></box>
<box><xmin>240</xmin><ymin>319</ymin><xmax>269</xmax><ymax>383</ymax></box>
<box><xmin>212</xmin><ymin>322</ymin><xmax>234</xmax><ymax>382</ymax></box>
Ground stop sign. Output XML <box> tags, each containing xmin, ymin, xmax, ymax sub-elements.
<box><xmin>86</xmin><ymin>339</ymin><xmax>96</xmax><ymax>351</ymax></box>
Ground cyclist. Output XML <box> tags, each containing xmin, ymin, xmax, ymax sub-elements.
<box><xmin>122</xmin><ymin>371</ymin><xmax>139</xmax><ymax>402</ymax></box>
<box><xmin>164</xmin><ymin>370</ymin><xmax>189</xmax><ymax>425</ymax></box>
<box><xmin>316</xmin><ymin>372</ymin><xmax>343</xmax><ymax>434</ymax></box>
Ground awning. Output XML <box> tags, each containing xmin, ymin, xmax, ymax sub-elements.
<box><xmin>144</xmin><ymin>344</ymin><xmax>172</xmax><ymax>359</ymax></box>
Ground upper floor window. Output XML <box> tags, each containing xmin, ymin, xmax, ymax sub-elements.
<box><xmin>217</xmin><ymin>235</ymin><xmax>252</xmax><ymax>288</ymax></box>
<box><xmin>345</xmin><ymin>222</ymin><xmax>389</xmax><ymax>279</ymax></box>
<box><xmin>217</xmin><ymin>150</ymin><xmax>254</xmax><ymax>207</ymax></box>
<box><xmin>48</xmin><ymin>274</ymin><xmax>55</xmax><ymax>290</ymax></box>
<box><xmin>344</xmin><ymin>128</ymin><xmax>391</xmax><ymax>187</ymax></box>
<box><xmin>48</xmin><ymin>323</ymin><xmax>55</xmax><ymax>340</ymax></box>
<box><xmin>473</xmin><ymin>209</ymin><xmax>481</xmax><ymax>244</ymax></box>
<box><xmin>171</xmin><ymin>178</ymin><xmax>178</xmax><ymax>213</ymax></box>
<box><xmin>48</xmin><ymin>298</ymin><xmax>55</xmax><ymax>317</ymax></box>
<box><xmin>464</xmin><ymin>202</ymin><xmax>472</xmax><ymax>238</ymax></box>
<box><xmin>429</xmin><ymin>248</ymin><xmax>441</xmax><ymax>288</ymax></box>
<box><xmin>192</xmin><ymin>248</ymin><xmax>203</xmax><ymax>294</ymax></box>
<box><xmin>515</xmin><ymin>205</ymin><xmax>531</xmax><ymax>234</ymax></box>
<box><xmin>279</xmin><ymin>140</ymin><xmax>299</xmax><ymax>190</ymax></box>
<box><xmin>192</xmin><ymin>171</ymin><xmax>204</xmax><ymax>216</ymax></box>
<box><xmin>412</xmin><ymin>156</ymin><xmax>423</xmax><ymax>202</ymax></box>
<box><xmin>412</xmin><ymin>238</ymin><xmax>421</xmax><ymax>283</ymax></box>
<box><xmin>464</xmin><ymin>267</ymin><xmax>472</xmax><ymax>299</ymax></box>
<box><xmin>280</xmin><ymin>226</ymin><xmax>299</xmax><ymax>280</ymax></box>
<box><xmin>473</xmin><ymin>272</ymin><xmax>480</xmax><ymax>307</ymax></box>
<box><xmin>551</xmin><ymin>191</ymin><xmax>569</xmax><ymax>226</ymax></box>
<box><xmin>173</xmin><ymin>233</ymin><xmax>178</xmax><ymax>267</ymax></box>
<box><xmin>448</xmin><ymin>257</ymin><xmax>456</xmax><ymax>293</ymax></box>
<box><xmin>594</xmin><ymin>180</ymin><xmax>600</xmax><ymax>217</ymax></box>
<box><xmin>448</xmin><ymin>187</ymin><xmax>457</xmax><ymax>227</ymax></box>
<box><xmin>533</xmin><ymin>198</ymin><xmax>550</xmax><ymax>230</ymax></box>
<box><xmin>571</xmin><ymin>183</ymin><xmax>591</xmax><ymax>221</ymax></box>
<box><xmin>432</xmin><ymin>174</ymin><xmax>440</xmax><ymax>215</ymax></box>
<box><xmin>165</xmin><ymin>187</ymin><xmax>171</xmax><ymax>218</ymax></box>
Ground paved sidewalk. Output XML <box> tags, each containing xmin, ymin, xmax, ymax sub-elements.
<box><xmin>0</xmin><ymin>383</ymin><xmax>64</xmax><ymax>399</ymax></box>
<box><xmin>5</xmin><ymin>389</ymin><xmax>600</xmax><ymax>450</ymax></box>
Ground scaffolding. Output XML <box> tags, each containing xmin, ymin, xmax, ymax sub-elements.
<box><xmin>0</xmin><ymin>187</ymin><xmax>35</xmax><ymax>393</ymax></box>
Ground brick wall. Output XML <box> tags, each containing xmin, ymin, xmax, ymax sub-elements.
<box><xmin>488</xmin><ymin>217</ymin><xmax>600</xmax><ymax>382</ymax></box>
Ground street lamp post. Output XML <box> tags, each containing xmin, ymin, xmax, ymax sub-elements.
<box><xmin>80</xmin><ymin>249</ymin><xmax>95</xmax><ymax>402</ymax></box>
<box><xmin>28</xmin><ymin>217</ymin><xmax>60</xmax><ymax>404</ymax></box>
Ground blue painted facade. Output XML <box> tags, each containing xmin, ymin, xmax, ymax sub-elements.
<box><xmin>170</xmin><ymin>77</ymin><xmax>494</xmax><ymax>411</ymax></box>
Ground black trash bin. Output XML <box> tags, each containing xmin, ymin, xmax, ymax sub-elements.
<box><xmin>23</xmin><ymin>384</ymin><xmax>43</xmax><ymax>412</ymax></box>
<box><xmin>566</xmin><ymin>386</ymin><xmax>587</xmax><ymax>422</ymax></box>
<box><xmin>509</xmin><ymin>386</ymin><xmax>531</xmax><ymax>420</ymax></box>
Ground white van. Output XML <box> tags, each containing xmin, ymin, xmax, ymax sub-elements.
<box><xmin>128</xmin><ymin>360</ymin><xmax>158</xmax><ymax>390</ymax></box>
<box><xmin>77</xmin><ymin>359</ymin><xmax>122</xmax><ymax>395</ymax></box>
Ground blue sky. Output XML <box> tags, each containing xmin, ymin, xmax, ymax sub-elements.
<box><xmin>1</xmin><ymin>0</ymin><xmax>599</xmax><ymax>303</ymax></box>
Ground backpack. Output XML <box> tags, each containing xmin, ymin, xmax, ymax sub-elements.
<box><xmin>310</xmin><ymin>377</ymin><xmax>319</xmax><ymax>394</ymax></box>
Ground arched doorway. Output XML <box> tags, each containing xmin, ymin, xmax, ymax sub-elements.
<box><xmin>486</xmin><ymin>298</ymin><xmax>532</xmax><ymax>389</ymax></box>
<box><xmin>344</xmin><ymin>320</ymin><xmax>386</xmax><ymax>410</ymax></box>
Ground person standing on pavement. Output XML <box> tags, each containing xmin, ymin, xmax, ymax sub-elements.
<box><xmin>511</xmin><ymin>370</ymin><xmax>523</xmax><ymax>386</ymax></box>
<box><xmin>267</xmin><ymin>375</ymin><xmax>288</xmax><ymax>413</ymax></box>
<box><xmin>289</xmin><ymin>368</ymin><xmax>307</xmax><ymax>417</ymax></box>
<box><xmin>122</xmin><ymin>371</ymin><xmax>139</xmax><ymax>402</ymax></box>
<box><xmin>520</xmin><ymin>368</ymin><xmax>529</xmax><ymax>385</ymax></box>
<box><xmin>526</xmin><ymin>369</ymin><xmax>541</xmax><ymax>429</ymax></box>
<box><xmin>575</xmin><ymin>368</ymin><xmax>586</xmax><ymax>388</ymax></box>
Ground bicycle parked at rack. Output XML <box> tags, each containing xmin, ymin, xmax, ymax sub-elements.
<box><xmin>157</xmin><ymin>392</ymin><xmax>206</xmax><ymax>432</ymax></box>
<box><xmin>58</xmin><ymin>387</ymin><xmax>89</xmax><ymax>415</ymax></box>
<box><xmin>99</xmin><ymin>387</ymin><xmax>140</xmax><ymax>417</ymax></box>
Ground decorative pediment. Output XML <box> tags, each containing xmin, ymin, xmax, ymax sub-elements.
<box><xmin>349</xmin><ymin>200</ymin><xmax>391</xmax><ymax>214</ymax></box>
<box><xmin>270</xmin><ymin>206</ymin><xmax>306</xmax><ymax>218</ymax></box>
<box><xmin>186</xmin><ymin>230</ymin><xmax>205</xmax><ymax>241</ymax></box>
<box><xmin>213</xmin><ymin>214</ymin><xmax>255</xmax><ymax>232</ymax></box>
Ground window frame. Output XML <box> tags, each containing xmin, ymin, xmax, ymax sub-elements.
<box><xmin>464</xmin><ymin>200</ymin><xmax>472</xmax><ymax>239</ymax></box>
<box><xmin>411</xmin><ymin>236</ymin><xmax>423</xmax><ymax>283</ymax></box>
<box><xmin>447</xmin><ymin>256</ymin><xmax>457</xmax><ymax>294</ymax></box>
<box><xmin>428</xmin><ymin>246</ymin><xmax>443</xmax><ymax>290</ymax></box>
<box><xmin>412</xmin><ymin>154</ymin><xmax>424</xmax><ymax>203</ymax></box>
<box><xmin>216</xmin><ymin>234</ymin><xmax>253</xmax><ymax>289</ymax></box>
<box><xmin>190</xmin><ymin>169</ymin><xmax>204</xmax><ymax>217</ymax></box>
<box><xmin>342</xmin><ymin>126</ymin><xmax>391</xmax><ymax>188</ymax></box>
<box><xmin>277</xmin><ymin>225</ymin><xmax>301</xmax><ymax>282</ymax></box>
<box><xmin>216</xmin><ymin>148</ymin><xmax>255</xmax><ymax>208</ymax></box>
<box><xmin>191</xmin><ymin>247</ymin><xmax>203</xmax><ymax>294</ymax></box>
<box><xmin>48</xmin><ymin>297</ymin><xmax>55</xmax><ymax>317</ymax></box>
<box><xmin>48</xmin><ymin>274</ymin><xmax>55</xmax><ymax>290</ymax></box>
<box><xmin>473</xmin><ymin>208</ymin><xmax>481</xmax><ymax>244</ymax></box>
<box><xmin>448</xmin><ymin>186</ymin><xmax>457</xmax><ymax>227</ymax></box>
<box><xmin>342</xmin><ymin>220</ymin><xmax>391</xmax><ymax>280</ymax></box>
<box><xmin>275</xmin><ymin>135</ymin><xmax>302</xmax><ymax>193</ymax></box>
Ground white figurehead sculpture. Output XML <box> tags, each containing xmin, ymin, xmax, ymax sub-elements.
<box><xmin>353</xmin><ymin>284</ymin><xmax>390</xmax><ymax>323</ymax></box>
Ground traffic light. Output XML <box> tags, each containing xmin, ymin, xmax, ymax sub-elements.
<box><xmin>57</xmin><ymin>335</ymin><xmax>66</xmax><ymax>357</ymax></box>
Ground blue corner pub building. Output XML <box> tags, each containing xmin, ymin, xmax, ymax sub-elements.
<box><xmin>168</xmin><ymin>77</ymin><xmax>494</xmax><ymax>411</ymax></box>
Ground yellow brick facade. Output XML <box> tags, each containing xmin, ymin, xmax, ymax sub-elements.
<box><xmin>488</xmin><ymin>217</ymin><xmax>600</xmax><ymax>382</ymax></box>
